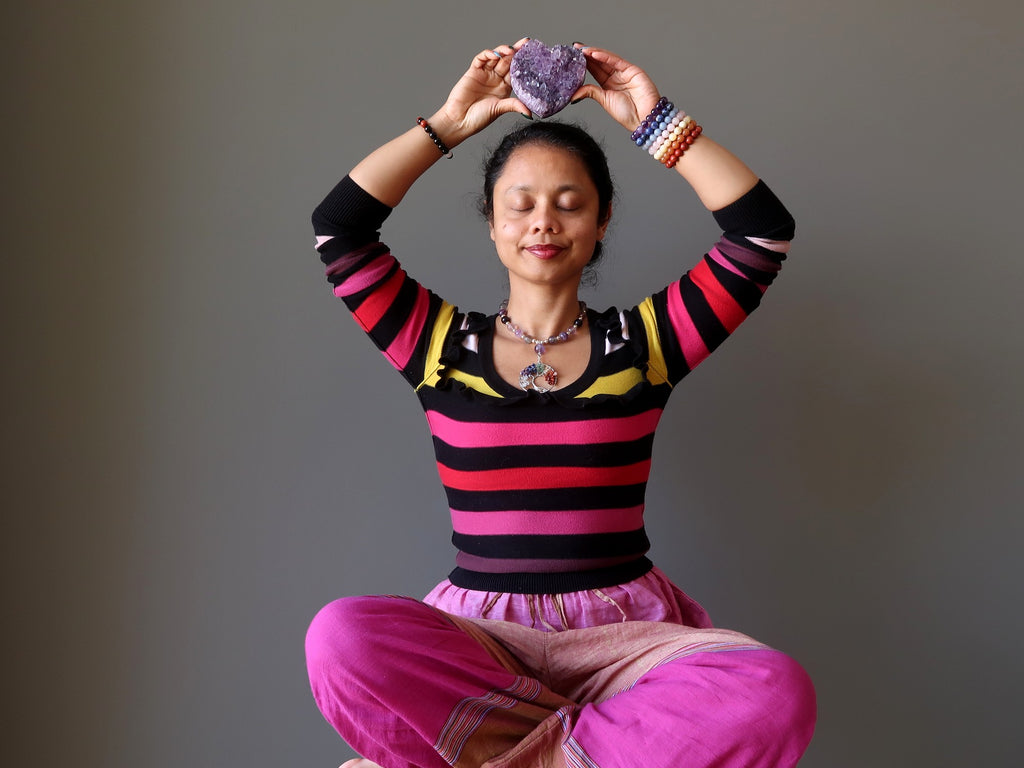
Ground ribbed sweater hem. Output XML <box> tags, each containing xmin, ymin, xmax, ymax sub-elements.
<box><xmin>448</xmin><ymin>557</ymin><xmax>654</xmax><ymax>594</ymax></box>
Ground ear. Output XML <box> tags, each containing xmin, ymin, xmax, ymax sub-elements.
<box><xmin>597</xmin><ymin>203</ymin><xmax>612</xmax><ymax>240</ymax></box>
<box><xmin>488</xmin><ymin>218</ymin><xmax>496</xmax><ymax>242</ymax></box>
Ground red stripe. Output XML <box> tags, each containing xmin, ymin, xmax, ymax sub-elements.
<box><xmin>436</xmin><ymin>461</ymin><xmax>651</xmax><ymax>492</ymax></box>
<box><xmin>351</xmin><ymin>268</ymin><xmax>404</xmax><ymax>332</ymax></box>
<box><xmin>689</xmin><ymin>258</ymin><xmax>747</xmax><ymax>332</ymax></box>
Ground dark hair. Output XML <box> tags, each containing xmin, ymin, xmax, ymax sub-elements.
<box><xmin>478</xmin><ymin>122</ymin><xmax>614</xmax><ymax>276</ymax></box>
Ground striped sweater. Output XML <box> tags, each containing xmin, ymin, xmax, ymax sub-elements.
<box><xmin>313</xmin><ymin>175</ymin><xmax>794</xmax><ymax>593</ymax></box>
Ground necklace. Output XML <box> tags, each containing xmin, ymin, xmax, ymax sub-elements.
<box><xmin>498</xmin><ymin>300</ymin><xmax>587</xmax><ymax>392</ymax></box>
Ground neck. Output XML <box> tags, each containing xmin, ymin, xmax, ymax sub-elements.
<box><xmin>502</xmin><ymin>287</ymin><xmax>584</xmax><ymax>340</ymax></box>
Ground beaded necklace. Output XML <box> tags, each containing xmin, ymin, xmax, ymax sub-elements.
<box><xmin>498</xmin><ymin>300</ymin><xmax>587</xmax><ymax>392</ymax></box>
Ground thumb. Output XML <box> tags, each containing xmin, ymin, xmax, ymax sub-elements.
<box><xmin>569</xmin><ymin>83</ymin><xmax>605</xmax><ymax>107</ymax></box>
<box><xmin>494</xmin><ymin>96</ymin><xmax>531</xmax><ymax>119</ymax></box>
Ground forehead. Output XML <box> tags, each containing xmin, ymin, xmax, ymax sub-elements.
<box><xmin>496</xmin><ymin>143</ymin><xmax>595</xmax><ymax>191</ymax></box>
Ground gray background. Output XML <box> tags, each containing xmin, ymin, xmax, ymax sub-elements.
<box><xmin>5</xmin><ymin>1</ymin><xmax>1022</xmax><ymax>766</ymax></box>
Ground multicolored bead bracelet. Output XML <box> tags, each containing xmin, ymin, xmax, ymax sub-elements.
<box><xmin>416</xmin><ymin>116</ymin><xmax>453</xmax><ymax>158</ymax></box>
<box><xmin>630</xmin><ymin>96</ymin><xmax>702</xmax><ymax>169</ymax></box>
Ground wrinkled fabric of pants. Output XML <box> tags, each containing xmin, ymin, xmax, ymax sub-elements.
<box><xmin>305</xmin><ymin>569</ymin><xmax>816</xmax><ymax>768</ymax></box>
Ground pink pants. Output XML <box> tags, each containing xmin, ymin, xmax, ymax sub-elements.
<box><xmin>305</xmin><ymin>572</ymin><xmax>816</xmax><ymax>768</ymax></box>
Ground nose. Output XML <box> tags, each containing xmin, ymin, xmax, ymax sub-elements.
<box><xmin>529</xmin><ymin>201</ymin><xmax>560</xmax><ymax>234</ymax></box>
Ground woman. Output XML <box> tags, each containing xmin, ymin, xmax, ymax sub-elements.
<box><xmin>306</xmin><ymin>40</ymin><xmax>816</xmax><ymax>768</ymax></box>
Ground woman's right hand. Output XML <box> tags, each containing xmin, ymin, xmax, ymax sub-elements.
<box><xmin>432</xmin><ymin>39</ymin><xmax>532</xmax><ymax>147</ymax></box>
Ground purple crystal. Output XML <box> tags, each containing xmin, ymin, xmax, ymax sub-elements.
<box><xmin>510</xmin><ymin>40</ymin><xmax>587</xmax><ymax>119</ymax></box>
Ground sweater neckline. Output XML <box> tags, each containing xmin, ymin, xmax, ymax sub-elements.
<box><xmin>478</xmin><ymin>307</ymin><xmax>604</xmax><ymax>401</ymax></box>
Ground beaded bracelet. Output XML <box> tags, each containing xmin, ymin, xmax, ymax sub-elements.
<box><xmin>416</xmin><ymin>117</ymin><xmax>453</xmax><ymax>158</ymax></box>
<box><xmin>630</xmin><ymin>97</ymin><xmax>702</xmax><ymax>169</ymax></box>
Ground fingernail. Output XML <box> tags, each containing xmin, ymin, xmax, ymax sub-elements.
<box><xmin>491</xmin><ymin>50</ymin><xmax>502</xmax><ymax>57</ymax></box>
<box><xmin>522</xmin><ymin>113</ymin><xmax>534</xmax><ymax>120</ymax></box>
<box><xmin>570</xmin><ymin>98</ymin><xmax>584</xmax><ymax>105</ymax></box>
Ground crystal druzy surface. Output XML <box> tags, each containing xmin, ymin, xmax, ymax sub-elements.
<box><xmin>510</xmin><ymin>40</ymin><xmax>587</xmax><ymax>119</ymax></box>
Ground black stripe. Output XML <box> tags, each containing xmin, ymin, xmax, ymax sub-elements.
<box><xmin>452</xmin><ymin>529</ymin><xmax>650</xmax><ymax>559</ymax></box>
<box><xmin>432</xmin><ymin>435</ymin><xmax>655</xmax><ymax>471</ymax></box>
<box><xmin>445</xmin><ymin>484</ymin><xmax>647</xmax><ymax>512</ymax></box>
<box><xmin>368</xmin><ymin>275</ymin><xmax>420</xmax><ymax>351</ymax></box>
<box><xmin>677</xmin><ymin>273</ymin><xmax>729</xmax><ymax>353</ymax></box>
<box><xmin>448</xmin><ymin>557</ymin><xmax>654</xmax><ymax>594</ymax></box>
<box><xmin>706</xmin><ymin>257</ymin><xmax>764</xmax><ymax>315</ymax></box>
<box><xmin>312</xmin><ymin>175</ymin><xmax>392</xmax><ymax>238</ymax></box>
<box><xmin>712</xmin><ymin>180</ymin><xmax>795</xmax><ymax>240</ymax></box>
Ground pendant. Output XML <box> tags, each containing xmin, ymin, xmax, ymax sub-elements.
<box><xmin>519</xmin><ymin>360</ymin><xmax>559</xmax><ymax>392</ymax></box>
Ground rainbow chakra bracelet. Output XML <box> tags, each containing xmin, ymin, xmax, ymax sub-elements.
<box><xmin>630</xmin><ymin>96</ymin><xmax>703</xmax><ymax>169</ymax></box>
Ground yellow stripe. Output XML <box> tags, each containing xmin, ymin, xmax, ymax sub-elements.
<box><xmin>638</xmin><ymin>298</ymin><xmax>670</xmax><ymax>386</ymax></box>
<box><xmin>445</xmin><ymin>368</ymin><xmax>501</xmax><ymax>398</ymax></box>
<box><xmin>576</xmin><ymin>367</ymin><xmax>644</xmax><ymax>399</ymax></box>
<box><xmin>417</xmin><ymin>301</ymin><xmax>456</xmax><ymax>390</ymax></box>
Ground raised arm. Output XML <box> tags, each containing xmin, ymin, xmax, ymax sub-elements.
<box><xmin>570</xmin><ymin>44</ymin><xmax>759</xmax><ymax>211</ymax></box>
<box><xmin>349</xmin><ymin>40</ymin><xmax>532</xmax><ymax>208</ymax></box>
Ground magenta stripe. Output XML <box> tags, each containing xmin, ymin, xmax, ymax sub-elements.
<box><xmin>716</xmin><ymin>237</ymin><xmax>784</xmax><ymax>272</ymax></box>
<box><xmin>384</xmin><ymin>283</ymin><xmax>429</xmax><ymax>370</ymax></box>
<box><xmin>451</xmin><ymin>506</ymin><xmax>644</xmax><ymax>536</ymax></box>
<box><xmin>425</xmin><ymin>409</ymin><xmax>663</xmax><ymax>448</ymax></box>
<box><xmin>328</xmin><ymin>252</ymin><xmax>395</xmax><ymax>297</ymax></box>
<box><xmin>664</xmin><ymin>279</ymin><xmax>709</xmax><ymax>370</ymax></box>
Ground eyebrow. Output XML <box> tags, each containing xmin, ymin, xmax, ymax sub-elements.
<box><xmin>503</xmin><ymin>184</ymin><xmax>584</xmax><ymax>194</ymax></box>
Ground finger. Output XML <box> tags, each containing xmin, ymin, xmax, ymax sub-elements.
<box><xmin>491</xmin><ymin>48</ymin><xmax>515</xmax><ymax>78</ymax></box>
<box><xmin>471</xmin><ymin>47</ymin><xmax>504</xmax><ymax>70</ymax></box>
<box><xmin>574</xmin><ymin>49</ymin><xmax>618</xmax><ymax>86</ymax></box>
<box><xmin>511</xmin><ymin>36</ymin><xmax>531</xmax><ymax>50</ymax></box>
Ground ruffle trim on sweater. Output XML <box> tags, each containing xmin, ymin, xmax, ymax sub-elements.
<box><xmin>425</xmin><ymin>305</ymin><xmax>660</xmax><ymax>409</ymax></box>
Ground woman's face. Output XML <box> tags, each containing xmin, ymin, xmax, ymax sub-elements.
<box><xmin>488</xmin><ymin>143</ymin><xmax>609</xmax><ymax>291</ymax></box>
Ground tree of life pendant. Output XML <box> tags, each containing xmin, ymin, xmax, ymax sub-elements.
<box><xmin>519</xmin><ymin>358</ymin><xmax>558</xmax><ymax>393</ymax></box>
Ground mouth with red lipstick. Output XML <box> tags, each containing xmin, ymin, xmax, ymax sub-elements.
<box><xmin>524</xmin><ymin>243</ymin><xmax>566</xmax><ymax>260</ymax></box>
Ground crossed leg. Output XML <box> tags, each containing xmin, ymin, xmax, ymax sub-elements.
<box><xmin>307</xmin><ymin>596</ymin><xmax>815</xmax><ymax>768</ymax></box>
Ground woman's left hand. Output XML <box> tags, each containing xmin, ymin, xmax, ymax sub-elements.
<box><xmin>570</xmin><ymin>45</ymin><xmax>661</xmax><ymax>133</ymax></box>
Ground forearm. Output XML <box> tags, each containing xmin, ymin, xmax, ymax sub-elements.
<box><xmin>672</xmin><ymin>134</ymin><xmax>760</xmax><ymax>212</ymax></box>
<box><xmin>349</xmin><ymin>110</ymin><xmax>462</xmax><ymax>209</ymax></box>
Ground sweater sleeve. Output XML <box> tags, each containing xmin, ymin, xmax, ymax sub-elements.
<box><xmin>312</xmin><ymin>176</ymin><xmax>459</xmax><ymax>389</ymax></box>
<box><xmin>633</xmin><ymin>180</ymin><xmax>795</xmax><ymax>386</ymax></box>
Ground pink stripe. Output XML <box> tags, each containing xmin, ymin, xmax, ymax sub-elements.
<box><xmin>747</xmin><ymin>235</ymin><xmax>791</xmax><ymax>253</ymax></box>
<box><xmin>329</xmin><ymin>252</ymin><xmax>395</xmax><ymax>297</ymax></box>
<box><xmin>665</xmin><ymin>279</ymin><xmax>710</xmax><ymax>370</ymax></box>
<box><xmin>451</xmin><ymin>506</ymin><xmax>645</xmax><ymax>536</ymax></box>
<box><xmin>383</xmin><ymin>283</ymin><xmax>429</xmax><ymax>370</ymax></box>
<box><xmin>707</xmin><ymin>245</ymin><xmax>749</xmax><ymax>280</ymax></box>
<box><xmin>425</xmin><ymin>409</ymin><xmax>662</xmax><ymax>448</ymax></box>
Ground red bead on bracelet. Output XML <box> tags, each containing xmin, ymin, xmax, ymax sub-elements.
<box><xmin>416</xmin><ymin>116</ymin><xmax>453</xmax><ymax>158</ymax></box>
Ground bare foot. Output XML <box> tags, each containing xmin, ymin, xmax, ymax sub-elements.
<box><xmin>340</xmin><ymin>760</ymin><xmax>384</xmax><ymax>768</ymax></box>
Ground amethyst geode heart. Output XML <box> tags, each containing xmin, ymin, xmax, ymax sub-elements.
<box><xmin>510</xmin><ymin>40</ymin><xmax>587</xmax><ymax>118</ymax></box>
